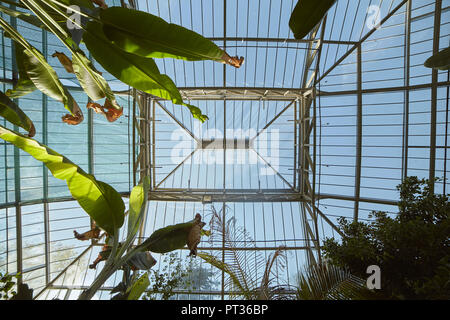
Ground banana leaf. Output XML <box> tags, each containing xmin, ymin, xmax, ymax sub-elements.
<box><xmin>83</xmin><ymin>21</ymin><xmax>208</xmax><ymax>122</ymax></box>
<box><xmin>127</xmin><ymin>176</ymin><xmax>150</xmax><ymax>239</ymax></box>
<box><xmin>99</xmin><ymin>7</ymin><xmax>242</xmax><ymax>68</ymax></box>
<box><xmin>22</xmin><ymin>0</ymin><xmax>120</xmax><ymax>109</ymax></box>
<box><xmin>0</xmin><ymin>91</ymin><xmax>35</xmax><ymax>137</ymax></box>
<box><xmin>0</xmin><ymin>125</ymin><xmax>125</xmax><ymax>235</ymax></box>
<box><xmin>126</xmin><ymin>272</ymin><xmax>149</xmax><ymax>300</ymax></box>
<box><xmin>6</xmin><ymin>43</ymin><xmax>37</xmax><ymax>99</ymax></box>
<box><xmin>0</xmin><ymin>16</ymin><xmax>81</xmax><ymax>117</ymax></box>
<box><xmin>71</xmin><ymin>49</ymin><xmax>119</xmax><ymax>107</ymax></box>
<box><xmin>289</xmin><ymin>0</ymin><xmax>336</xmax><ymax>39</ymax></box>
<box><xmin>424</xmin><ymin>47</ymin><xmax>450</xmax><ymax>70</ymax></box>
<box><xmin>139</xmin><ymin>219</ymin><xmax>198</xmax><ymax>253</ymax></box>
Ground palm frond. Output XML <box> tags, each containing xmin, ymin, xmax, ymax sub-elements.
<box><xmin>296</xmin><ymin>263</ymin><xmax>375</xmax><ymax>300</ymax></box>
<box><xmin>202</xmin><ymin>205</ymin><xmax>288</xmax><ymax>299</ymax></box>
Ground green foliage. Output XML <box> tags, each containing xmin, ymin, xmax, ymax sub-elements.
<box><xmin>82</xmin><ymin>20</ymin><xmax>208</xmax><ymax>122</ymax></box>
<box><xmin>99</xmin><ymin>7</ymin><xmax>224</xmax><ymax>62</ymax></box>
<box><xmin>0</xmin><ymin>272</ymin><xmax>19</xmax><ymax>300</ymax></box>
<box><xmin>143</xmin><ymin>253</ymin><xmax>192</xmax><ymax>300</ymax></box>
<box><xmin>289</xmin><ymin>0</ymin><xmax>336</xmax><ymax>39</ymax></box>
<box><xmin>322</xmin><ymin>177</ymin><xmax>450</xmax><ymax>300</ymax></box>
<box><xmin>0</xmin><ymin>125</ymin><xmax>125</xmax><ymax>235</ymax></box>
<box><xmin>198</xmin><ymin>206</ymin><xmax>289</xmax><ymax>300</ymax></box>
<box><xmin>127</xmin><ymin>177</ymin><xmax>150</xmax><ymax>240</ymax></box>
<box><xmin>295</xmin><ymin>263</ymin><xmax>375</xmax><ymax>300</ymax></box>
<box><xmin>142</xmin><ymin>253</ymin><xmax>218</xmax><ymax>300</ymax></box>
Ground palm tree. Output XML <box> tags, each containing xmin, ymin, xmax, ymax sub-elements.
<box><xmin>198</xmin><ymin>206</ymin><xmax>293</xmax><ymax>300</ymax></box>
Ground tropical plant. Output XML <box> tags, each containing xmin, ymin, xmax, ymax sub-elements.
<box><xmin>198</xmin><ymin>206</ymin><xmax>290</xmax><ymax>300</ymax></box>
<box><xmin>0</xmin><ymin>124</ymin><xmax>209</xmax><ymax>299</ymax></box>
<box><xmin>0</xmin><ymin>125</ymin><xmax>125</xmax><ymax>236</ymax></box>
<box><xmin>0</xmin><ymin>272</ymin><xmax>20</xmax><ymax>300</ymax></box>
<box><xmin>0</xmin><ymin>0</ymin><xmax>244</xmax><ymax>128</ymax></box>
<box><xmin>141</xmin><ymin>253</ymin><xmax>192</xmax><ymax>300</ymax></box>
<box><xmin>74</xmin><ymin>178</ymin><xmax>209</xmax><ymax>300</ymax></box>
<box><xmin>295</xmin><ymin>263</ymin><xmax>375</xmax><ymax>300</ymax></box>
<box><xmin>322</xmin><ymin>176</ymin><xmax>450</xmax><ymax>300</ymax></box>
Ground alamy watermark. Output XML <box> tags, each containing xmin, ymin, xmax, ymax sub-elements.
<box><xmin>66</xmin><ymin>5</ymin><xmax>81</xmax><ymax>30</ymax></box>
<box><xmin>366</xmin><ymin>5</ymin><xmax>382</xmax><ymax>31</ymax></box>
<box><xmin>366</xmin><ymin>265</ymin><xmax>381</xmax><ymax>290</ymax></box>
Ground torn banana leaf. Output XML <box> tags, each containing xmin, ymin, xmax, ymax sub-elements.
<box><xmin>139</xmin><ymin>214</ymin><xmax>205</xmax><ymax>254</ymax></box>
<box><xmin>424</xmin><ymin>47</ymin><xmax>450</xmax><ymax>70</ymax></box>
<box><xmin>0</xmin><ymin>125</ymin><xmax>125</xmax><ymax>235</ymax></box>
<box><xmin>52</xmin><ymin>51</ymin><xmax>74</xmax><ymax>73</ymax></box>
<box><xmin>289</xmin><ymin>0</ymin><xmax>336</xmax><ymax>39</ymax></box>
<box><xmin>73</xmin><ymin>225</ymin><xmax>101</xmax><ymax>240</ymax></box>
<box><xmin>83</xmin><ymin>21</ymin><xmax>208</xmax><ymax>122</ymax></box>
<box><xmin>86</xmin><ymin>100</ymin><xmax>123</xmax><ymax>122</ymax></box>
<box><xmin>100</xmin><ymin>7</ymin><xmax>243</xmax><ymax>68</ymax></box>
<box><xmin>71</xmin><ymin>49</ymin><xmax>120</xmax><ymax>108</ymax></box>
<box><xmin>0</xmin><ymin>90</ymin><xmax>35</xmax><ymax>137</ymax></box>
<box><xmin>187</xmin><ymin>213</ymin><xmax>206</xmax><ymax>256</ymax></box>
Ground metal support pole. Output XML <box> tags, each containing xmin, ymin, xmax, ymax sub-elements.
<box><xmin>402</xmin><ymin>0</ymin><xmax>412</xmax><ymax>181</ymax></box>
<box><xmin>429</xmin><ymin>0</ymin><xmax>442</xmax><ymax>190</ymax></box>
<box><xmin>354</xmin><ymin>45</ymin><xmax>362</xmax><ymax>222</ymax></box>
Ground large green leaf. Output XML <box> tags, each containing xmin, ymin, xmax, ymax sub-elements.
<box><xmin>83</xmin><ymin>21</ymin><xmax>207</xmax><ymax>122</ymax></box>
<box><xmin>0</xmin><ymin>91</ymin><xmax>35</xmax><ymax>137</ymax></box>
<box><xmin>126</xmin><ymin>272</ymin><xmax>149</xmax><ymax>300</ymax></box>
<box><xmin>424</xmin><ymin>47</ymin><xmax>450</xmax><ymax>70</ymax></box>
<box><xmin>289</xmin><ymin>0</ymin><xmax>336</xmax><ymax>40</ymax></box>
<box><xmin>99</xmin><ymin>7</ymin><xmax>224</xmax><ymax>62</ymax></box>
<box><xmin>6</xmin><ymin>42</ymin><xmax>37</xmax><ymax>99</ymax></box>
<box><xmin>127</xmin><ymin>176</ymin><xmax>150</xmax><ymax>239</ymax></box>
<box><xmin>21</xmin><ymin>45</ymin><xmax>82</xmax><ymax>116</ymax></box>
<box><xmin>139</xmin><ymin>219</ymin><xmax>197</xmax><ymax>253</ymax></box>
<box><xmin>0</xmin><ymin>125</ymin><xmax>125</xmax><ymax>234</ymax></box>
<box><xmin>71</xmin><ymin>49</ymin><xmax>119</xmax><ymax>107</ymax></box>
